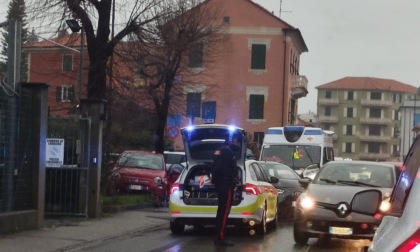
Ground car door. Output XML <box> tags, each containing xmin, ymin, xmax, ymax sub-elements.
<box><xmin>250</xmin><ymin>162</ymin><xmax>278</xmax><ymax>219</ymax></box>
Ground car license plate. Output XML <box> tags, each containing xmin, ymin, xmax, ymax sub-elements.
<box><xmin>129</xmin><ymin>185</ymin><xmax>143</xmax><ymax>190</ymax></box>
<box><xmin>329</xmin><ymin>226</ymin><xmax>353</xmax><ymax>235</ymax></box>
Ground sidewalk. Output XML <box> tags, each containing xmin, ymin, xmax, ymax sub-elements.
<box><xmin>0</xmin><ymin>205</ymin><xmax>170</xmax><ymax>252</ymax></box>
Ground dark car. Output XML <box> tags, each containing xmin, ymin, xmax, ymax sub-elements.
<box><xmin>106</xmin><ymin>150</ymin><xmax>170</xmax><ymax>201</ymax></box>
<box><xmin>258</xmin><ymin>161</ymin><xmax>305</xmax><ymax>218</ymax></box>
<box><xmin>293</xmin><ymin>160</ymin><xmax>399</xmax><ymax>244</ymax></box>
<box><xmin>363</xmin><ymin>135</ymin><xmax>420</xmax><ymax>252</ymax></box>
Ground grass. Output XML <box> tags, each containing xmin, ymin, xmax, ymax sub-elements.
<box><xmin>101</xmin><ymin>194</ymin><xmax>152</xmax><ymax>207</ymax></box>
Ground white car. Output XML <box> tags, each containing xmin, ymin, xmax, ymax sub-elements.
<box><xmin>353</xmin><ymin>134</ymin><xmax>420</xmax><ymax>252</ymax></box>
<box><xmin>163</xmin><ymin>151</ymin><xmax>186</xmax><ymax>169</ymax></box>
<box><xmin>168</xmin><ymin>124</ymin><xmax>279</xmax><ymax>236</ymax></box>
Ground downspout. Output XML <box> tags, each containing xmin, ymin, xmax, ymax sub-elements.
<box><xmin>282</xmin><ymin>30</ymin><xmax>288</xmax><ymax>126</ymax></box>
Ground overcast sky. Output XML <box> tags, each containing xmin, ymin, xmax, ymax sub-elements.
<box><xmin>255</xmin><ymin>0</ymin><xmax>420</xmax><ymax>113</ymax></box>
<box><xmin>2</xmin><ymin>0</ymin><xmax>420</xmax><ymax>114</ymax></box>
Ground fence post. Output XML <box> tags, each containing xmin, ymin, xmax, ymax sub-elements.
<box><xmin>80</xmin><ymin>99</ymin><xmax>107</xmax><ymax>218</ymax></box>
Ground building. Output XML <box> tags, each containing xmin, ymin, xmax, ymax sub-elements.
<box><xmin>398</xmin><ymin>93</ymin><xmax>420</xmax><ymax>160</ymax></box>
<box><xmin>24</xmin><ymin>0</ymin><xmax>309</xmax><ymax>149</ymax></box>
<box><xmin>316</xmin><ymin>77</ymin><xmax>417</xmax><ymax>161</ymax></box>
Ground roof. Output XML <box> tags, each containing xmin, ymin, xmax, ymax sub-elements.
<box><xmin>316</xmin><ymin>77</ymin><xmax>418</xmax><ymax>93</ymax></box>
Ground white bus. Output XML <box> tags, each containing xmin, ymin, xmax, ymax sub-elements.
<box><xmin>259</xmin><ymin>126</ymin><xmax>335</xmax><ymax>174</ymax></box>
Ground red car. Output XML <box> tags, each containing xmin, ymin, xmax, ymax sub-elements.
<box><xmin>107</xmin><ymin>150</ymin><xmax>172</xmax><ymax>201</ymax></box>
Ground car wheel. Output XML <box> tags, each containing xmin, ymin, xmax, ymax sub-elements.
<box><xmin>256</xmin><ymin>208</ymin><xmax>267</xmax><ymax>235</ymax></box>
<box><xmin>293</xmin><ymin>220</ymin><xmax>309</xmax><ymax>244</ymax></box>
<box><xmin>170</xmin><ymin>221</ymin><xmax>185</xmax><ymax>235</ymax></box>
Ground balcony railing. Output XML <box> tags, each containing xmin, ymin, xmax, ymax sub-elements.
<box><xmin>360</xmin><ymin>100</ymin><xmax>393</xmax><ymax>107</ymax></box>
<box><xmin>358</xmin><ymin>135</ymin><xmax>391</xmax><ymax>142</ymax></box>
<box><xmin>360</xmin><ymin>118</ymin><xmax>392</xmax><ymax>125</ymax></box>
<box><xmin>318</xmin><ymin>116</ymin><xmax>339</xmax><ymax>123</ymax></box>
<box><xmin>291</xmin><ymin>75</ymin><xmax>308</xmax><ymax>99</ymax></box>
<box><xmin>358</xmin><ymin>152</ymin><xmax>391</xmax><ymax>160</ymax></box>
<box><xmin>318</xmin><ymin>98</ymin><xmax>340</xmax><ymax>105</ymax></box>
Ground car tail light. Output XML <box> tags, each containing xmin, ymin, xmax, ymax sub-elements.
<box><xmin>244</xmin><ymin>183</ymin><xmax>260</xmax><ymax>195</ymax></box>
<box><xmin>396</xmin><ymin>229</ymin><xmax>420</xmax><ymax>252</ymax></box>
<box><xmin>170</xmin><ymin>182</ymin><xmax>179</xmax><ymax>194</ymax></box>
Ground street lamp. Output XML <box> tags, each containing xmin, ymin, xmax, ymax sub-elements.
<box><xmin>66</xmin><ymin>19</ymin><xmax>84</xmax><ymax>99</ymax></box>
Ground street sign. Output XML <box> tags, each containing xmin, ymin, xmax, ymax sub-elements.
<box><xmin>202</xmin><ymin>101</ymin><xmax>216</xmax><ymax>123</ymax></box>
<box><xmin>167</xmin><ymin>126</ymin><xmax>180</xmax><ymax>139</ymax></box>
<box><xmin>168</xmin><ymin>114</ymin><xmax>181</xmax><ymax>127</ymax></box>
<box><xmin>46</xmin><ymin>138</ymin><xmax>65</xmax><ymax>168</ymax></box>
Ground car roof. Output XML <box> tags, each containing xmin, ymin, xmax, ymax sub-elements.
<box><xmin>164</xmin><ymin>151</ymin><xmax>185</xmax><ymax>155</ymax></box>
<box><xmin>122</xmin><ymin>150</ymin><xmax>163</xmax><ymax>157</ymax></box>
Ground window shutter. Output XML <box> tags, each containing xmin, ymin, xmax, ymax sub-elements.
<box><xmin>68</xmin><ymin>85</ymin><xmax>76</xmax><ymax>102</ymax></box>
<box><xmin>56</xmin><ymin>86</ymin><xmax>62</xmax><ymax>102</ymax></box>
<box><xmin>249</xmin><ymin>94</ymin><xmax>264</xmax><ymax>119</ymax></box>
<box><xmin>187</xmin><ymin>93</ymin><xmax>201</xmax><ymax>117</ymax></box>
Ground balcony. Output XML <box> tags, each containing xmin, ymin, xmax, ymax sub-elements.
<box><xmin>358</xmin><ymin>152</ymin><xmax>391</xmax><ymax>161</ymax></box>
<box><xmin>360</xmin><ymin>99</ymin><xmax>393</xmax><ymax>107</ymax></box>
<box><xmin>318</xmin><ymin>98</ymin><xmax>339</xmax><ymax>105</ymax></box>
<box><xmin>360</xmin><ymin>118</ymin><xmax>391</xmax><ymax>125</ymax></box>
<box><xmin>290</xmin><ymin>75</ymin><xmax>308</xmax><ymax>99</ymax></box>
<box><xmin>358</xmin><ymin>135</ymin><xmax>391</xmax><ymax>142</ymax></box>
<box><xmin>318</xmin><ymin>116</ymin><xmax>339</xmax><ymax>123</ymax></box>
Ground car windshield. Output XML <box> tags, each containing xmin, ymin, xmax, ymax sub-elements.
<box><xmin>261</xmin><ymin>145</ymin><xmax>321</xmax><ymax>171</ymax></box>
<box><xmin>260</xmin><ymin>162</ymin><xmax>301</xmax><ymax>180</ymax></box>
<box><xmin>313</xmin><ymin>162</ymin><xmax>394</xmax><ymax>188</ymax></box>
<box><xmin>117</xmin><ymin>152</ymin><xmax>163</xmax><ymax>170</ymax></box>
<box><xmin>164</xmin><ymin>153</ymin><xmax>186</xmax><ymax>165</ymax></box>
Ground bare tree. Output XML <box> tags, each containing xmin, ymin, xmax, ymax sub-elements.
<box><xmin>27</xmin><ymin>0</ymin><xmax>167</xmax><ymax>99</ymax></box>
<box><xmin>118</xmin><ymin>0</ymin><xmax>225</xmax><ymax>153</ymax></box>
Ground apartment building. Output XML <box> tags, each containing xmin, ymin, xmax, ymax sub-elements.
<box><xmin>24</xmin><ymin>0</ymin><xmax>309</xmax><ymax>149</ymax></box>
<box><xmin>316</xmin><ymin>77</ymin><xmax>417</xmax><ymax>161</ymax></box>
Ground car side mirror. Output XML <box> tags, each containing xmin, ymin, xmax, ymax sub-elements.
<box><xmin>351</xmin><ymin>189</ymin><xmax>382</xmax><ymax>215</ymax></box>
<box><xmin>298</xmin><ymin>178</ymin><xmax>311</xmax><ymax>189</ymax></box>
<box><xmin>302</xmin><ymin>164</ymin><xmax>320</xmax><ymax>179</ymax></box>
<box><xmin>269</xmin><ymin>176</ymin><xmax>279</xmax><ymax>184</ymax></box>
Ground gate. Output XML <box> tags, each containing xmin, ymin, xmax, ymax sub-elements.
<box><xmin>45</xmin><ymin>117</ymin><xmax>91</xmax><ymax>216</ymax></box>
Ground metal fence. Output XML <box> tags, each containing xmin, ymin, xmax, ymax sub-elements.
<box><xmin>0</xmin><ymin>87</ymin><xmax>37</xmax><ymax>212</ymax></box>
<box><xmin>45</xmin><ymin>117</ymin><xmax>90</xmax><ymax>216</ymax></box>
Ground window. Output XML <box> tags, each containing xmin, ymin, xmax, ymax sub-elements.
<box><xmin>56</xmin><ymin>85</ymin><xmax>75</xmax><ymax>102</ymax></box>
<box><xmin>223</xmin><ymin>16</ymin><xmax>230</xmax><ymax>23</ymax></box>
<box><xmin>369</xmin><ymin>125</ymin><xmax>381</xmax><ymax>136</ymax></box>
<box><xmin>186</xmin><ymin>93</ymin><xmax>201</xmax><ymax>117</ymax></box>
<box><xmin>347</xmin><ymin>91</ymin><xmax>354</xmax><ymax>100</ymax></box>
<box><xmin>346</xmin><ymin>107</ymin><xmax>353</xmax><ymax>118</ymax></box>
<box><xmin>249</xmin><ymin>94</ymin><xmax>264</xmax><ymax>119</ymax></box>
<box><xmin>325</xmin><ymin>107</ymin><xmax>331</xmax><ymax>116</ymax></box>
<box><xmin>345</xmin><ymin>125</ymin><xmax>353</xmax><ymax>135</ymax></box>
<box><xmin>325</xmin><ymin>91</ymin><xmax>331</xmax><ymax>99</ymax></box>
<box><xmin>251</xmin><ymin>44</ymin><xmax>266</xmax><ymax>70</ymax></box>
<box><xmin>370</xmin><ymin>92</ymin><xmax>382</xmax><ymax>100</ymax></box>
<box><xmin>370</xmin><ymin>107</ymin><xmax>381</xmax><ymax>118</ymax></box>
<box><xmin>368</xmin><ymin>143</ymin><xmax>380</xmax><ymax>153</ymax></box>
<box><xmin>188</xmin><ymin>42</ymin><xmax>203</xmax><ymax>68</ymax></box>
<box><xmin>344</xmin><ymin>142</ymin><xmax>352</xmax><ymax>153</ymax></box>
<box><xmin>254</xmin><ymin>131</ymin><xmax>264</xmax><ymax>147</ymax></box>
<box><xmin>62</xmin><ymin>54</ymin><xmax>73</xmax><ymax>71</ymax></box>
<box><xmin>394</xmin><ymin>110</ymin><xmax>399</xmax><ymax>120</ymax></box>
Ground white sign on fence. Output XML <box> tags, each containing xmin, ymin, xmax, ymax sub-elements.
<box><xmin>46</xmin><ymin>138</ymin><xmax>65</xmax><ymax>168</ymax></box>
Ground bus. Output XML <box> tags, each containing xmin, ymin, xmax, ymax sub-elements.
<box><xmin>259</xmin><ymin>126</ymin><xmax>335</xmax><ymax>174</ymax></box>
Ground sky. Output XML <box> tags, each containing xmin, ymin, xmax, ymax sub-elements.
<box><xmin>1</xmin><ymin>0</ymin><xmax>420</xmax><ymax>114</ymax></box>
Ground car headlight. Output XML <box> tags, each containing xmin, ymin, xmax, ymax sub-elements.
<box><xmin>154</xmin><ymin>177</ymin><xmax>162</xmax><ymax>184</ymax></box>
<box><xmin>379</xmin><ymin>199</ymin><xmax>391</xmax><ymax>213</ymax></box>
<box><xmin>299</xmin><ymin>196</ymin><xmax>315</xmax><ymax>210</ymax></box>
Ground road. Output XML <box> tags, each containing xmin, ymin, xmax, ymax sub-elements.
<box><xmin>70</xmin><ymin>218</ymin><xmax>371</xmax><ymax>252</ymax></box>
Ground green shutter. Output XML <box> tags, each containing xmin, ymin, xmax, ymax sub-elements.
<box><xmin>251</xmin><ymin>44</ymin><xmax>266</xmax><ymax>70</ymax></box>
<box><xmin>249</xmin><ymin>94</ymin><xmax>264</xmax><ymax>119</ymax></box>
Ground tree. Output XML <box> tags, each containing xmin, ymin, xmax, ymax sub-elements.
<box><xmin>119</xmin><ymin>0</ymin><xmax>224</xmax><ymax>153</ymax></box>
<box><xmin>0</xmin><ymin>0</ymin><xmax>28</xmax><ymax>85</ymax></box>
<box><xmin>27</xmin><ymin>0</ymin><xmax>167</xmax><ymax>99</ymax></box>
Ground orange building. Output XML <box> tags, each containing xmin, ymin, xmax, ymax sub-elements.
<box><xmin>24</xmin><ymin>0</ymin><xmax>308</xmax><ymax>149</ymax></box>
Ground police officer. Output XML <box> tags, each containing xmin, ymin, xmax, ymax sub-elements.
<box><xmin>211</xmin><ymin>134</ymin><xmax>239</xmax><ymax>246</ymax></box>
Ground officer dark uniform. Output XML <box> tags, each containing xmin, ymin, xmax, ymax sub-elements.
<box><xmin>212</xmin><ymin>136</ymin><xmax>238</xmax><ymax>246</ymax></box>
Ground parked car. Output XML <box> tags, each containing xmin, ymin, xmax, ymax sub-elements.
<box><xmin>169</xmin><ymin>124</ymin><xmax>279</xmax><ymax>236</ymax></box>
<box><xmin>258</xmin><ymin>161</ymin><xmax>305</xmax><ymax>219</ymax></box>
<box><xmin>293</xmin><ymin>160</ymin><xmax>399</xmax><ymax>244</ymax></box>
<box><xmin>163</xmin><ymin>151</ymin><xmax>186</xmax><ymax>169</ymax></box>
<box><xmin>355</xmin><ymin>135</ymin><xmax>420</xmax><ymax>252</ymax></box>
<box><xmin>106</xmin><ymin>150</ymin><xmax>170</xmax><ymax>201</ymax></box>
